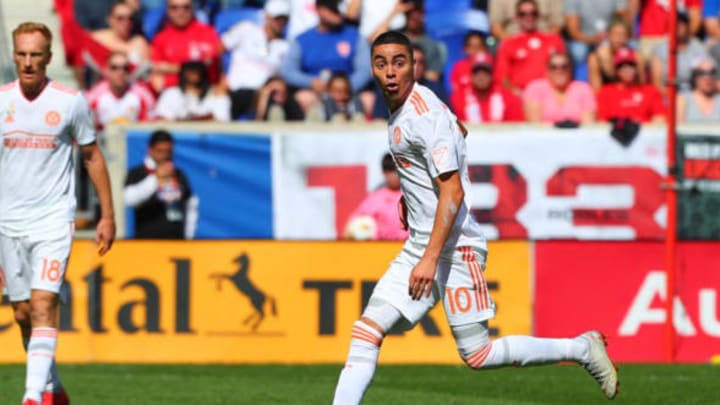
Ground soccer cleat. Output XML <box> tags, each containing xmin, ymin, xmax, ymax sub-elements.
<box><xmin>579</xmin><ymin>331</ymin><xmax>619</xmax><ymax>399</ymax></box>
<box><xmin>41</xmin><ymin>388</ymin><xmax>70</xmax><ymax>405</ymax></box>
<box><xmin>22</xmin><ymin>400</ymin><xmax>39</xmax><ymax>405</ymax></box>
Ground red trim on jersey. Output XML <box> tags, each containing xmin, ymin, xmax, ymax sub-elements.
<box><xmin>2</xmin><ymin>130</ymin><xmax>58</xmax><ymax>138</ymax></box>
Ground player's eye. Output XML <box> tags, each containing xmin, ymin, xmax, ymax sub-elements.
<box><xmin>375</xmin><ymin>62</ymin><xmax>386</xmax><ymax>69</ymax></box>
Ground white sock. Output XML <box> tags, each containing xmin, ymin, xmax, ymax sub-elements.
<box><xmin>469</xmin><ymin>335</ymin><xmax>587</xmax><ymax>369</ymax></box>
<box><xmin>23</xmin><ymin>327</ymin><xmax>58</xmax><ymax>402</ymax></box>
<box><xmin>333</xmin><ymin>321</ymin><xmax>383</xmax><ymax>405</ymax></box>
<box><xmin>24</xmin><ymin>334</ymin><xmax>62</xmax><ymax>393</ymax></box>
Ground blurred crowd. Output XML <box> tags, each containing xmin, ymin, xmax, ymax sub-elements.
<box><xmin>53</xmin><ymin>0</ymin><xmax>720</xmax><ymax>131</ymax></box>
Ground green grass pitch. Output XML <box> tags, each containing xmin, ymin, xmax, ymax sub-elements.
<box><xmin>0</xmin><ymin>364</ymin><xmax>717</xmax><ymax>404</ymax></box>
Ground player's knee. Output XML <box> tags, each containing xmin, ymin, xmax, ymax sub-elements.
<box><xmin>358</xmin><ymin>317</ymin><xmax>386</xmax><ymax>337</ymax></box>
<box><xmin>460</xmin><ymin>341</ymin><xmax>493</xmax><ymax>370</ymax></box>
<box><xmin>29</xmin><ymin>293</ymin><xmax>58</xmax><ymax>325</ymax></box>
<box><xmin>452</xmin><ymin>322</ymin><xmax>491</xmax><ymax>370</ymax></box>
<box><xmin>350</xmin><ymin>318</ymin><xmax>385</xmax><ymax>348</ymax></box>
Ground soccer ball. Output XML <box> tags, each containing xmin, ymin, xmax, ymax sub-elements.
<box><xmin>344</xmin><ymin>215</ymin><xmax>378</xmax><ymax>241</ymax></box>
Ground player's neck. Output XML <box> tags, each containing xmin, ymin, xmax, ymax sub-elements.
<box><xmin>387</xmin><ymin>82</ymin><xmax>415</xmax><ymax>114</ymax></box>
<box><xmin>20</xmin><ymin>78</ymin><xmax>49</xmax><ymax>101</ymax></box>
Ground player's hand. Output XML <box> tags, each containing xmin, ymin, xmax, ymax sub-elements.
<box><xmin>408</xmin><ymin>258</ymin><xmax>436</xmax><ymax>300</ymax></box>
<box><xmin>155</xmin><ymin>162</ymin><xmax>175</xmax><ymax>181</ymax></box>
<box><xmin>397</xmin><ymin>196</ymin><xmax>408</xmax><ymax>231</ymax></box>
<box><xmin>96</xmin><ymin>217</ymin><xmax>116</xmax><ymax>256</ymax></box>
<box><xmin>0</xmin><ymin>265</ymin><xmax>6</xmax><ymax>291</ymax></box>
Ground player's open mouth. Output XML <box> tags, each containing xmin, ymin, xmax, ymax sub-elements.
<box><xmin>385</xmin><ymin>83</ymin><xmax>399</xmax><ymax>91</ymax></box>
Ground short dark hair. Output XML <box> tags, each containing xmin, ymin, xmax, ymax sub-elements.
<box><xmin>371</xmin><ymin>31</ymin><xmax>413</xmax><ymax>59</ymax></box>
<box><xmin>463</xmin><ymin>30</ymin><xmax>486</xmax><ymax>47</ymax></box>
<box><xmin>381</xmin><ymin>153</ymin><xmax>396</xmax><ymax>172</ymax></box>
<box><xmin>515</xmin><ymin>0</ymin><xmax>538</xmax><ymax>13</ymax></box>
<box><xmin>328</xmin><ymin>71</ymin><xmax>351</xmax><ymax>87</ymax></box>
<box><xmin>149</xmin><ymin>130</ymin><xmax>173</xmax><ymax>146</ymax></box>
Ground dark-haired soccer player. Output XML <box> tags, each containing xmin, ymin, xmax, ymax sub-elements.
<box><xmin>331</xmin><ymin>31</ymin><xmax>619</xmax><ymax>404</ymax></box>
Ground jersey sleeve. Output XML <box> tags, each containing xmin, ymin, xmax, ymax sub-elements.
<box><xmin>71</xmin><ymin>94</ymin><xmax>97</xmax><ymax>145</ymax></box>
<box><xmin>418</xmin><ymin>111</ymin><xmax>461</xmax><ymax>178</ymax></box>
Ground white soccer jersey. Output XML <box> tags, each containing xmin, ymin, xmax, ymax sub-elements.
<box><xmin>0</xmin><ymin>80</ymin><xmax>96</xmax><ymax>237</ymax></box>
<box><xmin>388</xmin><ymin>83</ymin><xmax>486</xmax><ymax>253</ymax></box>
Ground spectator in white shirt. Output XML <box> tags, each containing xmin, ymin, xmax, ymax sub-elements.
<box><xmin>155</xmin><ymin>61</ymin><xmax>231</xmax><ymax>121</ymax></box>
<box><xmin>221</xmin><ymin>0</ymin><xmax>290</xmax><ymax>119</ymax></box>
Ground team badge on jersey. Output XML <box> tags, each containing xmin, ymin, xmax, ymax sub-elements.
<box><xmin>45</xmin><ymin>110</ymin><xmax>61</xmax><ymax>126</ymax></box>
<box><xmin>4</xmin><ymin>101</ymin><xmax>15</xmax><ymax>123</ymax></box>
<box><xmin>392</xmin><ymin>126</ymin><xmax>402</xmax><ymax>145</ymax></box>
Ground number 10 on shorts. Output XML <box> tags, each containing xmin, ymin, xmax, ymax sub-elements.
<box><xmin>41</xmin><ymin>258</ymin><xmax>62</xmax><ymax>282</ymax></box>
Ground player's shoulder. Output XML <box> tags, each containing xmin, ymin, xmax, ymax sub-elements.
<box><xmin>48</xmin><ymin>81</ymin><xmax>80</xmax><ymax>96</ymax></box>
<box><xmin>406</xmin><ymin>84</ymin><xmax>446</xmax><ymax>116</ymax></box>
<box><xmin>0</xmin><ymin>80</ymin><xmax>17</xmax><ymax>93</ymax></box>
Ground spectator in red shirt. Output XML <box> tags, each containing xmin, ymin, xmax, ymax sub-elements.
<box><xmin>494</xmin><ymin>0</ymin><xmax>566</xmax><ymax>95</ymax></box>
<box><xmin>631</xmin><ymin>0</ymin><xmax>702</xmax><ymax>62</ymax></box>
<box><xmin>597</xmin><ymin>47</ymin><xmax>667</xmax><ymax>123</ymax></box>
<box><xmin>450</xmin><ymin>51</ymin><xmax>525</xmax><ymax>123</ymax></box>
<box><xmin>149</xmin><ymin>0</ymin><xmax>222</xmax><ymax>93</ymax></box>
<box><xmin>448</xmin><ymin>31</ymin><xmax>489</xmax><ymax>96</ymax></box>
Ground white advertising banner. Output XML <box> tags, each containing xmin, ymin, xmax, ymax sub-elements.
<box><xmin>273</xmin><ymin>126</ymin><xmax>667</xmax><ymax>240</ymax></box>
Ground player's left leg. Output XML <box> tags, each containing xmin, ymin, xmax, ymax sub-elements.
<box><xmin>447</xmin><ymin>246</ymin><xmax>618</xmax><ymax>399</ymax></box>
<box><xmin>451</xmin><ymin>322</ymin><xmax>618</xmax><ymax>399</ymax></box>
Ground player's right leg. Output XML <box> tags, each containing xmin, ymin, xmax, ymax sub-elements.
<box><xmin>333</xmin><ymin>245</ymin><xmax>434</xmax><ymax>405</ymax></box>
<box><xmin>11</xmin><ymin>301</ymin><xmax>68</xmax><ymax>405</ymax></box>
<box><xmin>332</xmin><ymin>299</ymin><xmax>403</xmax><ymax>405</ymax></box>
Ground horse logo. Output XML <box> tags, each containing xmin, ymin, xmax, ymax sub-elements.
<box><xmin>210</xmin><ymin>253</ymin><xmax>277</xmax><ymax>331</ymax></box>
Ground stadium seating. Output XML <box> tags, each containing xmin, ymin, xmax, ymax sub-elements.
<box><xmin>425</xmin><ymin>0</ymin><xmax>472</xmax><ymax>12</ymax></box>
<box><xmin>141</xmin><ymin>0</ymin><xmax>165</xmax><ymax>10</ymax></box>
<box><xmin>213</xmin><ymin>7</ymin><xmax>264</xmax><ymax>34</ymax></box>
<box><xmin>425</xmin><ymin>9</ymin><xmax>489</xmax><ymax>39</ymax></box>
<box><xmin>142</xmin><ymin>7</ymin><xmax>166</xmax><ymax>40</ymax></box>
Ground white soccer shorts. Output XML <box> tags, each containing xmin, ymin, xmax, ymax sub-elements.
<box><xmin>0</xmin><ymin>226</ymin><xmax>73</xmax><ymax>302</ymax></box>
<box><xmin>370</xmin><ymin>240</ymin><xmax>496</xmax><ymax>330</ymax></box>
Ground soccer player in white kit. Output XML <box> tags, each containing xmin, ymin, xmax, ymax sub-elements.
<box><xmin>332</xmin><ymin>31</ymin><xmax>619</xmax><ymax>404</ymax></box>
<box><xmin>0</xmin><ymin>22</ymin><xmax>116</xmax><ymax>405</ymax></box>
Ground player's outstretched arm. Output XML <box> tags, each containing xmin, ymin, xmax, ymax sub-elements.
<box><xmin>81</xmin><ymin>142</ymin><xmax>116</xmax><ymax>256</ymax></box>
<box><xmin>409</xmin><ymin>170</ymin><xmax>464</xmax><ymax>300</ymax></box>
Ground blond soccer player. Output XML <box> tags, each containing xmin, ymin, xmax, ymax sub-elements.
<box><xmin>0</xmin><ymin>22</ymin><xmax>116</xmax><ymax>405</ymax></box>
<box><xmin>331</xmin><ymin>31</ymin><xmax>619</xmax><ymax>404</ymax></box>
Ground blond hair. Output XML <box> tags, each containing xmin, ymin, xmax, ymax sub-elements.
<box><xmin>13</xmin><ymin>22</ymin><xmax>53</xmax><ymax>52</ymax></box>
